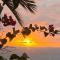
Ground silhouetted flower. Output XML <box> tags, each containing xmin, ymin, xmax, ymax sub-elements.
<box><xmin>48</xmin><ymin>24</ymin><xmax>54</xmax><ymax>32</ymax></box>
<box><xmin>9</xmin><ymin>16</ymin><xmax>16</xmax><ymax>26</ymax></box>
<box><xmin>2</xmin><ymin>14</ymin><xmax>10</xmax><ymax>26</ymax></box>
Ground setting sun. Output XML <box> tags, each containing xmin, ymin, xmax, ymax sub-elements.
<box><xmin>23</xmin><ymin>38</ymin><xmax>33</xmax><ymax>46</ymax></box>
<box><xmin>23</xmin><ymin>38</ymin><xmax>32</xmax><ymax>43</ymax></box>
<box><xmin>8</xmin><ymin>37</ymin><xmax>37</xmax><ymax>47</ymax></box>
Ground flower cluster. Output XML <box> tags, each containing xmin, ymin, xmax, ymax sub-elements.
<box><xmin>0</xmin><ymin>14</ymin><xmax>16</xmax><ymax>26</ymax></box>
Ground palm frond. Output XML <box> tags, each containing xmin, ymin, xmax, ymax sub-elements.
<box><xmin>19</xmin><ymin>0</ymin><xmax>36</xmax><ymax>13</ymax></box>
<box><xmin>13</xmin><ymin>0</ymin><xmax>20</xmax><ymax>10</ymax></box>
<box><xmin>2</xmin><ymin>0</ymin><xmax>9</xmax><ymax>5</ymax></box>
<box><xmin>7</xmin><ymin>5</ymin><xmax>23</xmax><ymax>26</ymax></box>
<box><xmin>2</xmin><ymin>0</ymin><xmax>23</xmax><ymax>27</ymax></box>
<box><xmin>12</xmin><ymin>10</ymin><xmax>24</xmax><ymax>27</ymax></box>
<box><xmin>2</xmin><ymin>0</ymin><xmax>36</xmax><ymax>27</ymax></box>
<box><xmin>0</xmin><ymin>4</ymin><xmax>3</xmax><ymax>14</ymax></box>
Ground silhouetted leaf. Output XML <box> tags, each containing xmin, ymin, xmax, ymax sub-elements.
<box><xmin>19</xmin><ymin>0</ymin><xmax>36</xmax><ymax>13</ymax></box>
<box><xmin>9</xmin><ymin>16</ymin><xmax>16</xmax><ymax>26</ymax></box>
<box><xmin>51</xmin><ymin>33</ymin><xmax>55</xmax><ymax>37</ymax></box>
<box><xmin>1</xmin><ymin>38</ymin><xmax>7</xmax><ymax>45</ymax></box>
<box><xmin>13</xmin><ymin>28</ymin><xmax>20</xmax><ymax>35</ymax></box>
<box><xmin>13</xmin><ymin>0</ymin><xmax>20</xmax><ymax>9</ymax></box>
<box><xmin>31</xmin><ymin>27</ymin><xmax>35</xmax><ymax>32</ymax></box>
<box><xmin>49</xmin><ymin>24</ymin><xmax>54</xmax><ymax>32</ymax></box>
<box><xmin>0</xmin><ymin>3</ymin><xmax>3</xmax><ymax>14</ymax></box>
<box><xmin>40</xmin><ymin>26</ymin><xmax>47</xmax><ymax>31</ymax></box>
<box><xmin>20</xmin><ymin>53</ymin><xmax>30</xmax><ymax>60</ymax></box>
<box><xmin>21</xmin><ymin>27</ymin><xmax>31</xmax><ymax>37</ymax></box>
<box><xmin>2</xmin><ymin>0</ymin><xmax>36</xmax><ymax>26</ymax></box>
<box><xmin>6</xmin><ymin>32</ymin><xmax>15</xmax><ymax>41</ymax></box>
<box><xmin>6</xmin><ymin>28</ymin><xmax>19</xmax><ymax>41</ymax></box>
<box><xmin>44</xmin><ymin>32</ymin><xmax>49</xmax><ymax>37</ymax></box>
<box><xmin>29</xmin><ymin>24</ymin><xmax>35</xmax><ymax>32</ymax></box>
<box><xmin>29</xmin><ymin>24</ymin><xmax>32</xmax><ymax>29</ymax></box>
<box><xmin>10</xmin><ymin>54</ymin><xmax>20</xmax><ymax>60</ymax></box>
<box><xmin>54</xmin><ymin>30</ymin><xmax>59</xmax><ymax>34</ymax></box>
<box><xmin>0</xmin><ymin>56</ymin><xmax>4</xmax><ymax>60</ymax></box>
<box><xmin>34</xmin><ymin>24</ymin><xmax>39</xmax><ymax>31</ymax></box>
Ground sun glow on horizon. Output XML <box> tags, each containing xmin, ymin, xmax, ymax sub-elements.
<box><xmin>8</xmin><ymin>37</ymin><xmax>37</xmax><ymax>47</ymax></box>
<box><xmin>23</xmin><ymin>38</ymin><xmax>35</xmax><ymax>46</ymax></box>
<box><xmin>7</xmin><ymin>33</ymin><xmax>60</xmax><ymax>47</ymax></box>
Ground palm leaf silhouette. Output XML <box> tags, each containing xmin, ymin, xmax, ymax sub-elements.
<box><xmin>0</xmin><ymin>4</ymin><xmax>3</xmax><ymax>14</ymax></box>
<box><xmin>19</xmin><ymin>0</ymin><xmax>36</xmax><ymax>13</ymax></box>
<box><xmin>2</xmin><ymin>0</ymin><xmax>36</xmax><ymax>27</ymax></box>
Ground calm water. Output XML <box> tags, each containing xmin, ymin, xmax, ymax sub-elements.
<box><xmin>0</xmin><ymin>47</ymin><xmax>60</xmax><ymax>60</ymax></box>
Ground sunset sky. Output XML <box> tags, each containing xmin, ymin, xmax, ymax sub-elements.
<box><xmin>0</xmin><ymin>0</ymin><xmax>60</xmax><ymax>47</ymax></box>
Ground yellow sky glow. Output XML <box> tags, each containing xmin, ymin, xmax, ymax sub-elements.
<box><xmin>5</xmin><ymin>33</ymin><xmax>60</xmax><ymax>47</ymax></box>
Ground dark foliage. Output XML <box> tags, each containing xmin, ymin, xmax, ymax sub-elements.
<box><xmin>19</xmin><ymin>0</ymin><xmax>36</xmax><ymax>13</ymax></box>
<box><xmin>1</xmin><ymin>14</ymin><xmax>16</xmax><ymax>26</ymax></box>
<box><xmin>29</xmin><ymin>24</ymin><xmax>32</xmax><ymax>29</ymax></box>
<box><xmin>13</xmin><ymin>0</ymin><xmax>20</xmax><ymax>10</ymax></box>
<box><xmin>13</xmin><ymin>28</ymin><xmax>20</xmax><ymax>35</ymax></box>
<box><xmin>54</xmin><ymin>30</ymin><xmax>60</xmax><ymax>34</ymax></box>
<box><xmin>0</xmin><ymin>24</ymin><xmax>60</xmax><ymax>48</ymax></box>
<box><xmin>9</xmin><ymin>16</ymin><xmax>16</xmax><ymax>26</ymax></box>
<box><xmin>0</xmin><ymin>53</ymin><xmax>29</xmax><ymax>60</ymax></box>
<box><xmin>10</xmin><ymin>54</ymin><xmax>20</xmax><ymax>60</ymax></box>
<box><xmin>51</xmin><ymin>33</ymin><xmax>55</xmax><ymax>37</ymax></box>
<box><xmin>10</xmin><ymin>53</ymin><xmax>29</xmax><ymax>60</ymax></box>
<box><xmin>29</xmin><ymin>24</ymin><xmax>35</xmax><ymax>32</ymax></box>
<box><xmin>2</xmin><ymin>0</ymin><xmax>36</xmax><ymax>26</ymax></box>
<box><xmin>0</xmin><ymin>3</ymin><xmax>3</xmax><ymax>14</ymax></box>
<box><xmin>6</xmin><ymin>32</ymin><xmax>15</xmax><ymax>41</ymax></box>
<box><xmin>0</xmin><ymin>56</ymin><xmax>4</xmax><ymax>60</ymax></box>
<box><xmin>40</xmin><ymin>26</ymin><xmax>47</xmax><ymax>31</ymax></box>
<box><xmin>34</xmin><ymin>24</ymin><xmax>39</xmax><ymax>31</ymax></box>
<box><xmin>21</xmin><ymin>27</ymin><xmax>31</xmax><ymax>37</ymax></box>
<box><xmin>49</xmin><ymin>24</ymin><xmax>54</xmax><ymax>32</ymax></box>
<box><xmin>0</xmin><ymin>38</ymin><xmax>7</xmax><ymax>49</ymax></box>
<box><xmin>0</xmin><ymin>44</ymin><xmax>3</xmax><ymax>49</ymax></box>
<box><xmin>44</xmin><ymin>32</ymin><xmax>49</xmax><ymax>37</ymax></box>
<box><xmin>1</xmin><ymin>38</ymin><xmax>7</xmax><ymax>45</ymax></box>
<box><xmin>6</xmin><ymin>28</ymin><xmax>19</xmax><ymax>41</ymax></box>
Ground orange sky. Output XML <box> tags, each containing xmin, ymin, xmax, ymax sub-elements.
<box><xmin>2</xmin><ymin>30</ymin><xmax>60</xmax><ymax>48</ymax></box>
<box><xmin>1</xmin><ymin>0</ymin><xmax>60</xmax><ymax>47</ymax></box>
